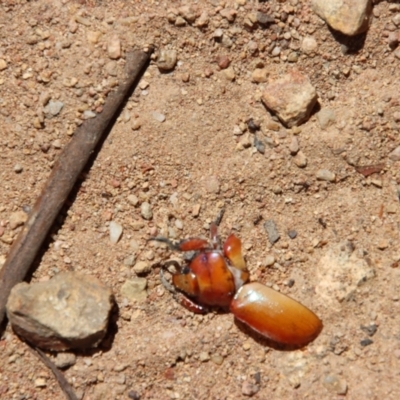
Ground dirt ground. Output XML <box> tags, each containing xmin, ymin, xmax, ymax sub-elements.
<box><xmin>1</xmin><ymin>0</ymin><xmax>400</xmax><ymax>399</ymax></box>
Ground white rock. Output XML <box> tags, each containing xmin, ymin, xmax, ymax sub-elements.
<box><xmin>109</xmin><ymin>221</ymin><xmax>123</xmax><ymax>244</ymax></box>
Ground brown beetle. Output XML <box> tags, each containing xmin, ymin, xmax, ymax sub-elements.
<box><xmin>153</xmin><ymin>218</ymin><xmax>322</xmax><ymax>346</ymax></box>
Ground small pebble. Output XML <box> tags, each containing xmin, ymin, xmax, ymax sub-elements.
<box><xmin>360</xmin><ymin>338</ymin><xmax>373</xmax><ymax>347</ymax></box>
<box><xmin>264</xmin><ymin>220</ymin><xmax>280</xmax><ymax>244</ymax></box>
<box><xmin>54</xmin><ymin>353</ymin><xmax>77</xmax><ymax>369</ymax></box>
<box><xmin>13</xmin><ymin>164</ymin><xmax>23</xmax><ymax>173</ymax></box>
<box><xmin>216</xmin><ymin>55</ymin><xmax>230</xmax><ymax>69</ymax></box>
<box><xmin>127</xmin><ymin>194</ymin><xmax>139</xmax><ymax>206</ymax></box>
<box><xmin>293</xmin><ymin>151</ymin><xmax>307</xmax><ymax>168</ymax></box>
<box><xmin>322</xmin><ymin>374</ymin><xmax>347</xmax><ymax>395</ymax></box>
<box><xmin>34</xmin><ymin>378</ymin><xmax>47</xmax><ymax>388</ymax></box>
<box><xmin>242</xmin><ymin>380</ymin><xmax>260</xmax><ymax>396</ymax></box>
<box><xmin>83</xmin><ymin>110</ymin><xmax>96</xmax><ymax>119</ymax></box>
<box><xmin>204</xmin><ymin>176</ymin><xmax>220</xmax><ymax>194</ymax></box>
<box><xmin>264</xmin><ymin>255</ymin><xmax>275</xmax><ymax>267</ymax></box>
<box><xmin>131</xmin><ymin>119</ymin><xmax>141</xmax><ymax>130</ymax></box>
<box><xmin>211</xmin><ymin>354</ymin><xmax>224</xmax><ymax>365</ymax></box>
<box><xmin>109</xmin><ymin>221</ymin><xmax>123</xmax><ymax>244</ymax></box>
<box><xmin>151</xmin><ymin>111</ymin><xmax>166</xmax><ymax>122</ymax></box>
<box><xmin>288</xmin><ymin>230</ymin><xmax>297</xmax><ymax>239</ymax></box>
<box><xmin>107</xmin><ymin>36</ymin><xmax>121</xmax><ymax>59</ymax></box>
<box><xmin>0</xmin><ymin>59</ymin><xmax>7</xmax><ymax>70</ymax></box>
<box><xmin>133</xmin><ymin>261</ymin><xmax>151</xmax><ymax>275</ymax></box>
<box><xmin>289</xmin><ymin>137</ymin><xmax>299</xmax><ymax>155</ymax></box>
<box><xmin>141</xmin><ymin>202</ymin><xmax>153</xmax><ymax>220</ymax></box>
<box><xmin>123</xmin><ymin>255</ymin><xmax>136</xmax><ymax>267</ymax></box>
<box><xmin>317</xmin><ymin>108</ymin><xmax>336</xmax><ymax>129</ymax></box>
<box><xmin>157</xmin><ymin>49</ymin><xmax>177</xmax><ymax>71</ymax></box>
<box><xmin>44</xmin><ymin>100</ymin><xmax>64</xmax><ymax>117</ymax></box>
<box><xmin>199</xmin><ymin>352</ymin><xmax>210</xmax><ymax>362</ymax></box>
<box><xmin>9</xmin><ymin>211</ymin><xmax>28</xmax><ymax>230</ymax></box>
<box><xmin>316</xmin><ymin>169</ymin><xmax>336</xmax><ymax>182</ymax></box>
<box><xmin>121</xmin><ymin>278</ymin><xmax>147</xmax><ymax>302</ymax></box>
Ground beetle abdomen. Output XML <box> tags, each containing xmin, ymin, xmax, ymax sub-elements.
<box><xmin>230</xmin><ymin>282</ymin><xmax>323</xmax><ymax>345</ymax></box>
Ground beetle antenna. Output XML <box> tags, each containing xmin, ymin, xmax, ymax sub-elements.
<box><xmin>148</xmin><ymin>237</ymin><xmax>179</xmax><ymax>251</ymax></box>
<box><xmin>214</xmin><ymin>208</ymin><xmax>225</xmax><ymax>226</ymax></box>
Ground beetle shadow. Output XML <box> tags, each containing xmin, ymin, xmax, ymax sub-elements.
<box><xmin>233</xmin><ymin>318</ymin><xmax>314</xmax><ymax>351</ymax></box>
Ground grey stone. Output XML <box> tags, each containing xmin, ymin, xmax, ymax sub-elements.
<box><xmin>43</xmin><ymin>101</ymin><xmax>64</xmax><ymax>118</ymax></box>
<box><xmin>311</xmin><ymin>0</ymin><xmax>372</xmax><ymax>36</ymax></box>
<box><xmin>262</xmin><ymin>70</ymin><xmax>318</xmax><ymax>127</ymax></box>
<box><xmin>264</xmin><ymin>220</ymin><xmax>280</xmax><ymax>244</ymax></box>
<box><xmin>6</xmin><ymin>272</ymin><xmax>114</xmax><ymax>351</ymax></box>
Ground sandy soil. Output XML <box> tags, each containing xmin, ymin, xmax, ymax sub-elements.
<box><xmin>1</xmin><ymin>0</ymin><xmax>400</xmax><ymax>399</ymax></box>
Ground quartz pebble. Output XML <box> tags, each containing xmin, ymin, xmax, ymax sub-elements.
<box><xmin>316</xmin><ymin>169</ymin><xmax>336</xmax><ymax>182</ymax></box>
<box><xmin>141</xmin><ymin>202</ymin><xmax>153</xmax><ymax>220</ymax></box>
<box><xmin>109</xmin><ymin>221</ymin><xmax>123</xmax><ymax>244</ymax></box>
<box><xmin>152</xmin><ymin>111</ymin><xmax>166</xmax><ymax>122</ymax></box>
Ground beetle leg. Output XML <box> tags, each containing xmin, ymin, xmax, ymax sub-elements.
<box><xmin>178</xmin><ymin>294</ymin><xmax>208</xmax><ymax>314</ymax></box>
<box><xmin>210</xmin><ymin>208</ymin><xmax>225</xmax><ymax>249</ymax></box>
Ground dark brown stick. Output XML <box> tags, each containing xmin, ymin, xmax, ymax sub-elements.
<box><xmin>0</xmin><ymin>48</ymin><xmax>153</xmax><ymax>331</ymax></box>
<box><xmin>28</xmin><ymin>345</ymin><xmax>79</xmax><ymax>400</ymax></box>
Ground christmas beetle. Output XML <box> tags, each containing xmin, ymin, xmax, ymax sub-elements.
<box><xmin>152</xmin><ymin>214</ymin><xmax>322</xmax><ymax>346</ymax></box>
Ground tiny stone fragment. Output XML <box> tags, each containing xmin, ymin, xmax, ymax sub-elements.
<box><xmin>388</xmin><ymin>146</ymin><xmax>400</xmax><ymax>161</ymax></box>
<box><xmin>109</xmin><ymin>221</ymin><xmax>123</xmax><ymax>244</ymax></box>
<box><xmin>121</xmin><ymin>278</ymin><xmax>147</xmax><ymax>302</ymax></box>
<box><xmin>264</xmin><ymin>220</ymin><xmax>280</xmax><ymax>244</ymax></box>
<box><xmin>13</xmin><ymin>164</ymin><xmax>23</xmax><ymax>173</ymax></box>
